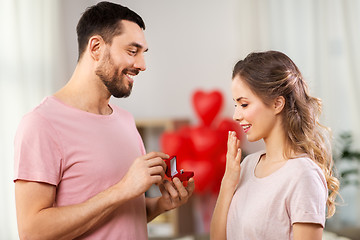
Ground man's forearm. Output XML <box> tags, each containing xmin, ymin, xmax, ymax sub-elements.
<box><xmin>16</xmin><ymin>152</ymin><xmax>169</xmax><ymax>239</ymax></box>
<box><xmin>16</xmin><ymin>180</ymin><xmax>131</xmax><ymax>240</ymax></box>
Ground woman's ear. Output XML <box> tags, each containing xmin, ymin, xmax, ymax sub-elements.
<box><xmin>88</xmin><ymin>35</ymin><xmax>103</xmax><ymax>61</ymax></box>
<box><xmin>273</xmin><ymin>96</ymin><xmax>285</xmax><ymax>115</ymax></box>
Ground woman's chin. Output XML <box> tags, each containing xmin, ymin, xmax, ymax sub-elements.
<box><xmin>246</xmin><ymin>135</ymin><xmax>261</xmax><ymax>143</ymax></box>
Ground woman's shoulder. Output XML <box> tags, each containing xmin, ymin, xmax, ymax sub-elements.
<box><xmin>286</xmin><ymin>156</ymin><xmax>326</xmax><ymax>183</ymax></box>
<box><xmin>288</xmin><ymin>156</ymin><xmax>322</xmax><ymax>171</ymax></box>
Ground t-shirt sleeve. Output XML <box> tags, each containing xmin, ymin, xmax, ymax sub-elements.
<box><xmin>288</xmin><ymin>166</ymin><xmax>328</xmax><ymax>228</ymax></box>
<box><xmin>136</xmin><ymin>127</ymin><xmax>146</xmax><ymax>155</ymax></box>
<box><xmin>14</xmin><ymin>112</ymin><xmax>63</xmax><ymax>186</ymax></box>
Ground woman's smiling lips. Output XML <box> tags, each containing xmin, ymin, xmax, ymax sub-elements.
<box><xmin>241</xmin><ymin>124</ymin><xmax>252</xmax><ymax>133</ymax></box>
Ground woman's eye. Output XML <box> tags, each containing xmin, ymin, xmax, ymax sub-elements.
<box><xmin>241</xmin><ymin>104</ymin><xmax>248</xmax><ymax>108</ymax></box>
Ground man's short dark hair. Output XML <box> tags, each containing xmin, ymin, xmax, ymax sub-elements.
<box><xmin>76</xmin><ymin>1</ymin><xmax>145</xmax><ymax>61</ymax></box>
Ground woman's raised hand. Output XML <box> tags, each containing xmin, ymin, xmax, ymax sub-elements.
<box><xmin>223</xmin><ymin>131</ymin><xmax>242</xmax><ymax>190</ymax></box>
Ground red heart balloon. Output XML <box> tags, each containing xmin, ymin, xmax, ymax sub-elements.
<box><xmin>211</xmin><ymin>153</ymin><xmax>226</xmax><ymax>193</ymax></box>
<box><xmin>179</xmin><ymin>157</ymin><xmax>215</xmax><ymax>194</ymax></box>
<box><xmin>189</xmin><ymin>126</ymin><xmax>220</xmax><ymax>158</ymax></box>
<box><xmin>192</xmin><ymin>90</ymin><xmax>223</xmax><ymax>126</ymax></box>
<box><xmin>160</xmin><ymin>129</ymin><xmax>194</xmax><ymax>158</ymax></box>
<box><xmin>218</xmin><ymin>118</ymin><xmax>242</xmax><ymax>136</ymax></box>
<box><xmin>216</xmin><ymin>118</ymin><xmax>243</xmax><ymax>150</ymax></box>
<box><xmin>160</xmin><ymin>132</ymin><xmax>186</xmax><ymax>156</ymax></box>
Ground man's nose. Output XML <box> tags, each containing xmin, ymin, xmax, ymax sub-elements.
<box><xmin>134</xmin><ymin>55</ymin><xmax>146</xmax><ymax>71</ymax></box>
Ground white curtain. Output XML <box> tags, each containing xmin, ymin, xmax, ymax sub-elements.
<box><xmin>0</xmin><ymin>0</ymin><xmax>66</xmax><ymax>238</ymax></box>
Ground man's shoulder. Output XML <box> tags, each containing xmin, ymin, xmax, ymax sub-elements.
<box><xmin>17</xmin><ymin>96</ymin><xmax>64</xmax><ymax>135</ymax></box>
<box><xmin>20</xmin><ymin>97</ymin><xmax>52</xmax><ymax>124</ymax></box>
<box><xmin>26</xmin><ymin>96</ymin><xmax>59</xmax><ymax>117</ymax></box>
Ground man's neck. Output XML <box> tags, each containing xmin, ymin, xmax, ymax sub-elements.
<box><xmin>54</xmin><ymin>65</ymin><xmax>112</xmax><ymax>115</ymax></box>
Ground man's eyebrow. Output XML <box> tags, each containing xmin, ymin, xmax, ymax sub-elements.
<box><xmin>129</xmin><ymin>42</ymin><xmax>148</xmax><ymax>52</ymax></box>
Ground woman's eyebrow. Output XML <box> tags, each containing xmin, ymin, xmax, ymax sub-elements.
<box><xmin>233</xmin><ymin>97</ymin><xmax>247</xmax><ymax>102</ymax></box>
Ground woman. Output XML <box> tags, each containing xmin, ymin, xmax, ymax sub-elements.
<box><xmin>210</xmin><ymin>51</ymin><xmax>339</xmax><ymax>240</ymax></box>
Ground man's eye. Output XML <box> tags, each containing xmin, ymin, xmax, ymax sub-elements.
<box><xmin>128</xmin><ymin>50</ymin><xmax>137</xmax><ymax>56</ymax></box>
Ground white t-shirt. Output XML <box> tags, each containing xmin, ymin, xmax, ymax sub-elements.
<box><xmin>227</xmin><ymin>150</ymin><xmax>327</xmax><ymax>240</ymax></box>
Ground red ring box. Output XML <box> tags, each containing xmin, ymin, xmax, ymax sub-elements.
<box><xmin>164</xmin><ymin>156</ymin><xmax>194</xmax><ymax>182</ymax></box>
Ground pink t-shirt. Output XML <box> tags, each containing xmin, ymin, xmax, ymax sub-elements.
<box><xmin>14</xmin><ymin>96</ymin><xmax>148</xmax><ymax>239</ymax></box>
<box><xmin>227</xmin><ymin>150</ymin><xmax>327</xmax><ymax>240</ymax></box>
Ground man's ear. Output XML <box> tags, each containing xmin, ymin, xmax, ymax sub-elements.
<box><xmin>88</xmin><ymin>35</ymin><xmax>104</xmax><ymax>61</ymax></box>
<box><xmin>273</xmin><ymin>96</ymin><xmax>285</xmax><ymax>115</ymax></box>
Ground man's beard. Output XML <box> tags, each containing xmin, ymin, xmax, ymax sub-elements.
<box><xmin>95</xmin><ymin>52</ymin><xmax>133</xmax><ymax>98</ymax></box>
<box><xmin>101</xmin><ymin>68</ymin><xmax>133</xmax><ymax>98</ymax></box>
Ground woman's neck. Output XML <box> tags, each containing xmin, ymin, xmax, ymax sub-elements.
<box><xmin>262</xmin><ymin>122</ymin><xmax>288</xmax><ymax>163</ymax></box>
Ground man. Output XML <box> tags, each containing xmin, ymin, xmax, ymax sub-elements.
<box><xmin>14</xmin><ymin>2</ymin><xmax>194</xmax><ymax>239</ymax></box>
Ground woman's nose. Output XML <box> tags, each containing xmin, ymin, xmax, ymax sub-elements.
<box><xmin>233</xmin><ymin>108</ymin><xmax>243</xmax><ymax>122</ymax></box>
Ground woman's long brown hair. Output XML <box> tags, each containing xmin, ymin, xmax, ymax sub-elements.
<box><xmin>232</xmin><ymin>51</ymin><xmax>340</xmax><ymax>218</ymax></box>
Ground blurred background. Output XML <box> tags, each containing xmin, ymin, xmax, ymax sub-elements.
<box><xmin>1</xmin><ymin>0</ymin><xmax>359</xmax><ymax>239</ymax></box>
